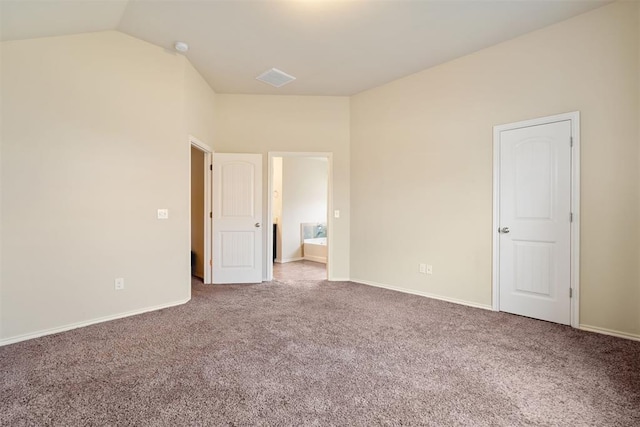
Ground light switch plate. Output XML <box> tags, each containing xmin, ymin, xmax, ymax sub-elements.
<box><xmin>334</xmin><ymin>210</ymin><xmax>340</xmax><ymax>218</ymax></box>
<box><xmin>157</xmin><ymin>209</ymin><xmax>169</xmax><ymax>219</ymax></box>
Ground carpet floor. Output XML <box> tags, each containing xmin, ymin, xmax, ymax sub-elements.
<box><xmin>273</xmin><ymin>260</ymin><xmax>327</xmax><ymax>281</ymax></box>
<box><xmin>1</xmin><ymin>278</ymin><xmax>639</xmax><ymax>426</ymax></box>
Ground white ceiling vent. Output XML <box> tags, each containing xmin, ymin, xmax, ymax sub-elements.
<box><xmin>256</xmin><ymin>68</ymin><xmax>296</xmax><ymax>88</ymax></box>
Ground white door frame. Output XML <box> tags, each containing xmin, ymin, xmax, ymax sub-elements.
<box><xmin>189</xmin><ymin>135</ymin><xmax>213</xmax><ymax>284</ymax></box>
<box><xmin>266</xmin><ymin>152</ymin><xmax>333</xmax><ymax>281</ymax></box>
<box><xmin>492</xmin><ymin>112</ymin><xmax>580</xmax><ymax>327</ymax></box>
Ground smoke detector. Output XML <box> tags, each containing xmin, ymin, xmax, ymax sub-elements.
<box><xmin>174</xmin><ymin>41</ymin><xmax>189</xmax><ymax>53</ymax></box>
<box><xmin>256</xmin><ymin>68</ymin><xmax>296</xmax><ymax>88</ymax></box>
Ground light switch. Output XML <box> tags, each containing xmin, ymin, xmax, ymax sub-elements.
<box><xmin>334</xmin><ymin>210</ymin><xmax>340</xmax><ymax>218</ymax></box>
<box><xmin>157</xmin><ymin>209</ymin><xmax>169</xmax><ymax>219</ymax></box>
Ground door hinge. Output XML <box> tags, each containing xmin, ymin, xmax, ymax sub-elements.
<box><xmin>210</xmin><ymin>164</ymin><xmax>213</xmax><ymax>171</ymax></box>
<box><xmin>569</xmin><ymin>288</ymin><xmax>573</xmax><ymax>298</ymax></box>
<box><xmin>570</xmin><ymin>212</ymin><xmax>573</xmax><ymax>222</ymax></box>
<box><xmin>570</xmin><ymin>136</ymin><xmax>573</xmax><ymax>147</ymax></box>
<box><xmin>209</xmin><ymin>259</ymin><xmax>212</xmax><ymax>266</ymax></box>
<box><xmin>209</xmin><ymin>212</ymin><xmax>212</xmax><ymax>218</ymax></box>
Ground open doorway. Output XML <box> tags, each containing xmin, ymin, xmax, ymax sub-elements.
<box><xmin>189</xmin><ymin>136</ymin><xmax>213</xmax><ymax>285</ymax></box>
<box><xmin>268</xmin><ymin>153</ymin><xmax>331</xmax><ymax>282</ymax></box>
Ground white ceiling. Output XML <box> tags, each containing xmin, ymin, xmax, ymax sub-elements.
<box><xmin>1</xmin><ymin>0</ymin><xmax>612</xmax><ymax>96</ymax></box>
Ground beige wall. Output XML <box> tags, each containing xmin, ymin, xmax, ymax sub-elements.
<box><xmin>350</xmin><ymin>1</ymin><xmax>640</xmax><ymax>336</ymax></box>
<box><xmin>272</xmin><ymin>157</ymin><xmax>283</xmax><ymax>260</ymax></box>
<box><xmin>184</xmin><ymin>62</ymin><xmax>216</xmax><ymax>146</ymax></box>
<box><xmin>0</xmin><ymin>50</ymin><xmax>3</xmax><ymax>333</ymax></box>
<box><xmin>215</xmin><ymin>95</ymin><xmax>350</xmax><ymax>280</ymax></box>
<box><xmin>0</xmin><ymin>31</ymin><xmax>216</xmax><ymax>342</ymax></box>
<box><xmin>190</xmin><ymin>147</ymin><xmax>205</xmax><ymax>278</ymax></box>
<box><xmin>280</xmin><ymin>157</ymin><xmax>328</xmax><ymax>262</ymax></box>
<box><xmin>272</xmin><ymin>157</ymin><xmax>283</xmax><ymax>225</ymax></box>
<box><xmin>185</xmin><ymin>58</ymin><xmax>216</xmax><ymax>282</ymax></box>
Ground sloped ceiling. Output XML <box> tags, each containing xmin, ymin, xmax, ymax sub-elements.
<box><xmin>1</xmin><ymin>0</ymin><xmax>612</xmax><ymax>95</ymax></box>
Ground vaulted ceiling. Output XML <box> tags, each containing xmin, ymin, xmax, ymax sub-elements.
<box><xmin>1</xmin><ymin>0</ymin><xmax>611</xmax><ymax>95</ymax></box>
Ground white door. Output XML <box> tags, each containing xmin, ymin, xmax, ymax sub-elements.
<box><xmin>213</xmin><ymin>153</ymin><xmax>263</xmax><ymax>284</ymax></box>
<box><xmin>498</xmin><ymin>120</ymin><xmax>572</xmax><ymax>325</ymax></box>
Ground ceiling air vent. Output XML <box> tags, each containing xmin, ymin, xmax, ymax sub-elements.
<box><xmin>256</xmin><ymin>68</ymin><xmax>296</xmax><ymax>88</ymax></box>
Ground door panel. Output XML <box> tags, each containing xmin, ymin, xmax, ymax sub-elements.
<box><xmin>499</xmin><ymin>120</ymin><xmax>571</xmax><ymax>325</ymax></box>
<box><xmin>221</xmin><ymin>162</ymin><xmax>255</xmax><ymax>217</ymax></box>
<box><xmin>514</xmin><ymin>139</ymin><xmax>553</xmax><ymax>219</ymax></box>
<box><xmin>220</xmin><ymin>231</ymin><xmax>255</xmax><ymax>268</ymax></box>
<box><xmin>213</xmin><ymin>153</ymin><xmax>262</xmax><ymax>284</ymax></box>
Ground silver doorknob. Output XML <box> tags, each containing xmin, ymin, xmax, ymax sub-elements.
<box><xmin>255</xmin><ymin>223</ymin><xmax>261</xmax><ymax>228</ymax></box>
<box><xmin>499</xmin><ymin>227</ymin><xmax>510</xmax><ymax>234</ymax></box>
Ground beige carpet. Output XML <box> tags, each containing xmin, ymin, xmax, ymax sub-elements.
<box><xmin>1</xmin><ymin>278</ymin><xmax>639</xmax><ymax>426</ymax></box>
<box><xmin>273</xmin><ymin>259</ymin><xmax>327</xmax><ymax>281</ymax></box>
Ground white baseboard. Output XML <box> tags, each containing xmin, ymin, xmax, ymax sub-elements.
<box><xmin>303</xmin><ymin>255</ymin><xmax>327</xmax><ymax>264</ymax></box>
<box><xmin>329</xmin><ymin>277</ymin><xmax>351</xmax><ymax>282</ymax></box>
<box><xmin>0</xmin><ymin>297</ymin><xmax>191</xmax><ymax>347</ymax></box>
<box><xmin>351</xmin><ymin>278</ymin><xmax>493</xmax><ymax>311</ymax></box>
<box><xmin>276</xmin><ymin>257</ymin><xmax>304</xmax><ymax>264</ymax></box>
<box><xmin>352</xmin><ymin>279</ymin><xmax>640</xmax><ymax>341</ymax></box>
<box><xmin>579</xmin><ymin>324</ymin><xmax>640</xmax><ymax>342</ymax></box>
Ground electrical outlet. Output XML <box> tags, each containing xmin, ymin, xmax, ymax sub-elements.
<box><xmin>419</xmin><ymin>263</ymin><xmax>426</xmax><ymax>274</ymax></box>
<box><xmin>426</xmin><ymin>265</ymin><xmax>433</xmax><ymax>275</ymax></box>
<box><xmin>157</xmin><ymin>209</ymin><xmax>169</xmax><ymax>219</ymax></box>
<box><xmin>115</xmin><ymin>277</ymin><xmax>125</xmax><ymax>290</ymax></box>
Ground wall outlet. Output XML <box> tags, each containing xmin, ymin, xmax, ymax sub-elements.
<box><xmin>157</xmin><ymin>209</ymin><xmax>169</xmax><ymax>219</ymax></box>
<box><xmin>426</xmin><ymin>265</ymin><xmax>433</xmax><ymax>275</ymax></box>
<box><xmin>114</xmin><ymin>277</ymin><xmax>125</xmax><ymax>290</ymax></box>
<box><xmin>419</xmin><ymin>263</ymin><xmax>426</xmax><ymax>274</ymax></box>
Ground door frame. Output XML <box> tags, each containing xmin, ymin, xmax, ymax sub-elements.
<box><xmin>189</xmin><ymin>135</ymin><xmax>213</xmax><ymax>284</ymax></box>
<box><xmin>492</xmin><ymin>111</ymin><xmax>580</xmax><ymax>327</ymax></box>
<box><xmin>266</xmin><ymin>152</ymin><xmax>333</xmax><ymax>281</ymax></box>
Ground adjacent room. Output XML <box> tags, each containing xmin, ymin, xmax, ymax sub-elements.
<box><xmin>272</xmin><ymin>155</ymin><xmax>329</xmax><ymax>282</ymax></box>
<box><xmin>191</xmin><ymin>146</ymin><xmax>206</xmax><ymax>283</ymax></box>
<box><xmin>1</xmin><ymin>0</ymin><xmax>639</xmax><ymax>425</ymax></box>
